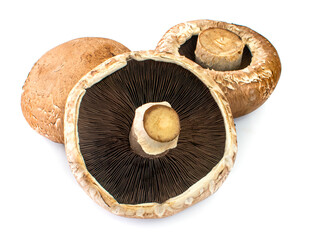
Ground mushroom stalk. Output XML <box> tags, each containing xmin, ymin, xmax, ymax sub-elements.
<box><xmin>195</xmin><ymin>28</ymin><xmax>245</xmax><ymax>71</ymax></box>
<box><xmin>129</xmin><ymin>102</ymin><xmax>180</xmax><ymax>157</ymax></box>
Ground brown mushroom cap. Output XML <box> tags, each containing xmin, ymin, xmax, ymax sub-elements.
<box><xmin>64</xmin><ymin>50</ymin><xmax>237</xmax><ymax>218</ymax></box>
<box><xmin>21</xmin><ymin>37</ymin><xmax>130</xmax><ymax>143</ymax></box>
<box><xmin>156</xmin><ymin>19</ymin><xmax>281</xmax><ymax>117</ymax></box>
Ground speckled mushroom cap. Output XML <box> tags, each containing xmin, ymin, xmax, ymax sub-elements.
<box><xmin>156</xmin><ymin>19</ymin><xmax>281</xmax><ymax>117</ymax></box>
<box><xmin>64</xmin><ymin>50</ymin><xmax>237</xmax><ymax>218</ymax></box>
<box><xmin>21</xmin><ymin>37</ymin><xmax>130</xmax><ymax>143</ymax></box>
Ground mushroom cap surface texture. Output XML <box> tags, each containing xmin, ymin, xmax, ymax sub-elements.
<box><xmin>156</xmin><ymin>19</ymin><xmax>281</xmax><ymax>117</ymax></box>
<box><xmin>21</xmin><ymin>37</ymin><xmax>130</xmax><ymax>143</ymax></box>
<box><xmin>64</xmin><ymin>50</ymin><xmax>237</xmax><ymax>218</ymax></box>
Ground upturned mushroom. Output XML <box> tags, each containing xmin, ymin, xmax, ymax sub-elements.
<box><xmin>156</xmin><ymin>19</ymin><xmax>281</xmax><ymax>117</ymax></box>
<box><xmin>64</xmin><ymin>50</ymin><xmax>237</xmax><ymax>218</ymax></box>
<box><xmin>21</xmin><ymin>37</ymin><xmax>130</xmax><ymax>143</ymax></box>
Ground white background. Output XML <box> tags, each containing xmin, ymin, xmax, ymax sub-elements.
<box><xmin>1</xmin><ymin>0</ymin><xmax>308</xmax><ymax>239</ymax></box>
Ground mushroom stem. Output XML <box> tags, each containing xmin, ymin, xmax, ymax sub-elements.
<box><xmin>129</xmin><ymin>102</ymin><xmax>180</xmax><ymax>157</ymax></box>
<box><xmin>195</xmin><ymin>28</ymin><xmax>245</xmax><ymax>71</ymax></box>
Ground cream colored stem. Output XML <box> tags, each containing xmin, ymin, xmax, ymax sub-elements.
<box><xmin>195</xmin><ymin>28</ymin><xmax>245</xmax><ymax>71</ymax></box>
<box><xmin>129</xmin><ymin>102</ymin><xmax>180</xmax><ymax>157</ymax></box>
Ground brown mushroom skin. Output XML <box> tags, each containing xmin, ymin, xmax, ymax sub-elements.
<box><xmin>156</xmin><ymin>19</ymin><xmax>281</xmax><ymax>117</ymax></box>
<box><xmin>21</xmin><ymin>37</ymin><xmax>130</xmax><ymax>143</ymax></box>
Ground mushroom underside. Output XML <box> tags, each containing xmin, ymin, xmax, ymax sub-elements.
<box><xmin>179</xmin><ymin>35</ymin><xmax>252</xmax><ymax>71</ymax></box>
<box><xmin>77</xmin><ymin>59</ymin><xmax>226</xmax><ymax>205</ymax></box>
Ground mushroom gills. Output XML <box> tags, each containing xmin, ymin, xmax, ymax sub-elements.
<box><xmin>179</xmin><ymin>35</ymin><xmax>252</xmax><ymax>71</ymax></box>
<box><xmin>77</xmin><ymin>59</ymin><xmax>226</xmax><ymax>205</ymax></box>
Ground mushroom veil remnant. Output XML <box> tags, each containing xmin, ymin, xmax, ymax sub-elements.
<box><xmin>21</xmin><ymin>37</ymin><xmax>130</xmax><ymax>143</ymax></box>
<box><xmin>64</xmin><ymin>50</ymin><xmax>237</xmax><ymax>218</ymax></box>
<box><xmin>156</xmin><ymin>19</ymin><xmax>281</xmax><ymax>117</ymax></box>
